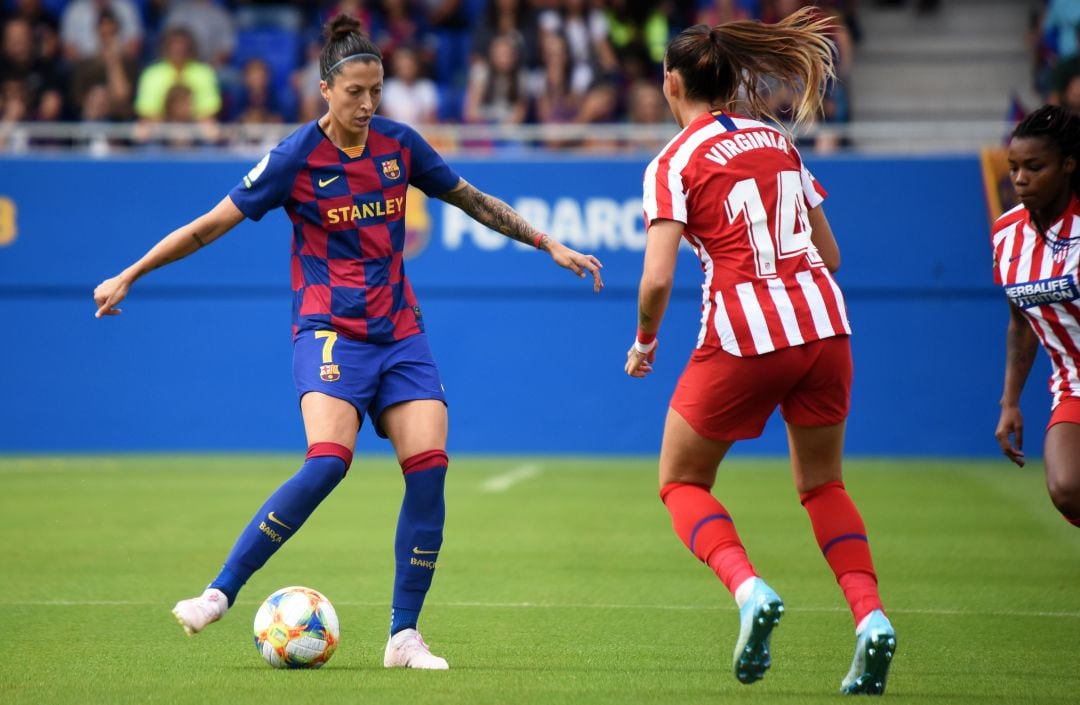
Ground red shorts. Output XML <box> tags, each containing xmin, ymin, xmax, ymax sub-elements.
<box><xmin>670</xmin><ymin>335</ymin><xmax>852</xmax><ymax>442</ymax></box>
<box><xmin>1048</xmin><ymin>396</ymin><xmax>1080</xmax><ymax>429</ymax></box>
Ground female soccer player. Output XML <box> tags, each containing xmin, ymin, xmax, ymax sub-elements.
<box><xmin>624</xmin><ymin>9</ymin><xmax>895</xmax><ymax>695</ymax></box>
<box><xmin>993</xmin><ymin>105</ymin><xmax>1080</xmax><ymax>528</ymax></box>
<box><xmin>93</xmin><ymin>15</ymin><xmax>602</xmax><ymax>670</ymax></box>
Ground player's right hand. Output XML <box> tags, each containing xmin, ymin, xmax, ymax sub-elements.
<box><xmin>94</xmin><ymin>275</ymin><xmax>130</xmax><ymax>318</ymax></box>
<box><xmin>625</xmin><ymin>340</ymin><xmax>657</xmax><ymax>378</ymax></box>
<box><xmin>994</xmin><ymin>405</ymin><xmax>1025</xmax><ymax>467</ymax></box>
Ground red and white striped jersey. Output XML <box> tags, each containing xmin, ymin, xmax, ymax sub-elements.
<box><xmin>643</xmin><ymin>110</ymin><xmax>850</xmax><ymax>357</ymax></box>
<box><xmin>992</xmin><ymin>195</ymin><xmax>1080</xmax><ymax>408</ymax></box>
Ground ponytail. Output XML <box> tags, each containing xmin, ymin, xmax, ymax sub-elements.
<box><xmin>664</xmin><ymin>7</ymin><xmax>836</xmax><ymax>131</ymax></box>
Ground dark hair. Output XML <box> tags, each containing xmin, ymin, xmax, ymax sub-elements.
<box><xmin>1012</xmin><ymin>104</ymin><xmax>1080</xmax><ymax>196</ymax></box>
<box><xmin>320</xmin><ymin>14</ymin><xmax>382</xmax><ymax>84</ymax></box>
<box><xmin>663</xmin><ymin>7</ymin><xmax>836</xmax><ymax>131</ymax></box>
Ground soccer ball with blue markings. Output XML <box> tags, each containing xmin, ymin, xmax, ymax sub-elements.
<box><xmin>253</xmin><ymin>586</ymin><xmax>339</xmax><ymax>668</ymax></box>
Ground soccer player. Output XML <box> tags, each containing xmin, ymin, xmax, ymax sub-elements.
<box><xmin>993</xmin><ymin>105</ymin><xmax>1080</xmax><ymax>528</ymax></box>
<box><xmin>93</xmin><ymin>15</ymin><xmax>602</xmax><ymax>670</ymax></box>
<box><xmin>624</xmin><ymin>9</ymin><xmax>896</xmax><ymax>695</ymax></box>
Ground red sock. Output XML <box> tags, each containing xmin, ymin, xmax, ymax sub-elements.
<box><xmin>800</xmin><ymin>480</ymin><xmax>884</xmax><ymax>625</ymax></box>
<box><xmin>660</xmin><ymin>482</ymin><xmax>757</xmax><ymax>595</ymax></box>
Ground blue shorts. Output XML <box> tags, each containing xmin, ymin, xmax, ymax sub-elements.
<box><xmin>292</xmin><ymin>331</ymin><xmax>446</xmax><ymax>438</ymax></box>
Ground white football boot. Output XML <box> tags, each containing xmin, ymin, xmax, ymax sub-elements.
<box><xmin>172</xmin><ymin>588</ymin><xmax>229</xmax><ymax>636</ymax></box>
<box><xmin>383</xmin><ymin>628</ymin><xmax>449</xmax><ymax>669</ymax></box>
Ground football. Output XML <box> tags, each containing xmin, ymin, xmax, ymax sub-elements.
<box><xmin>253</xmin><ymin>586</ymin><xmax>340</xmax><ymax>669</ymax></box>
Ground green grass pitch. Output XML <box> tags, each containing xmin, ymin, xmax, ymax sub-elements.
<box><xmin>1</xmin><ymin>456</ymin><xmax>1078</xmax><ymax>704</ymax></box>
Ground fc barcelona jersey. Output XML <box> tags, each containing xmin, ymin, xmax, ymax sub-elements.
<box><xmin>229</xmin><ymin>117</ymin><xmax>460</xmax><ymax>343</ymax></box>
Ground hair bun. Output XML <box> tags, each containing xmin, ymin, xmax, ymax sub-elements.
<box><xmin>326</xmin><ymin>14</ymin><xmax>366</xmax><ymax>42</ymax></box>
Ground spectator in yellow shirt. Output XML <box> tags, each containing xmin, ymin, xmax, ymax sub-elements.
<box><xmin>134</xmin><ymin>26</ymin><xmax>220</xmax><ymax>120</ymax></box>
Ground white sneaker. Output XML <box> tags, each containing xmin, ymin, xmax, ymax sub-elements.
<box><xmin>383</xmin><ymin>628</ymin><xmax>449</xmax><ymax>670</ymax></box>
<box><xmin>172</xmin><ymin>588</ymin><xmax>228</xmax><ymax>636</ymax></box>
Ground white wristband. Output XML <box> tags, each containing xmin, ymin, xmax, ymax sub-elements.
<box><xmin>633</xmin><ymin>338</ymin><xmax>657</xmax><ymax>354</ymax></box>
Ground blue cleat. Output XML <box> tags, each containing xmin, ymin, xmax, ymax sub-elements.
<box><xmin>732</xmin><ymin>579</ymin><xmax>784</xmax><ymax>684</ymax></box>
<box><xmin>841</xmin><ymin>609</ymin><xmax>897</xmax><ymax>695</ymax></box>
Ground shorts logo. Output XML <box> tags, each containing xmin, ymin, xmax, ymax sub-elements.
<box><xmin>319</xmin><ymin>363</ymin><xmax>341</xmax><ymax>382</ymax></box>
<box><xmin>382</xmin><ymin>158</ymin><xmax>401</xmax><ymax>180</ymax></box>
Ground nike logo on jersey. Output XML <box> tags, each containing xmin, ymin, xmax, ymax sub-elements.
<box><xmin>1008</xmin><ymin>254</ymin><xmax>1022</xmax><ymax>262</ymax></box>
<box><xmin>412</xmin><ymin>547</ymin><xmax>440</xmax><ymax>555</ymax></box>
<box><xmin>267</xmin><ymin>512</ymin><xmax>293</xmax><ymax>530</ymax></box>
<box><xmin>318</xmin><ymin>175</ymin><xmax>340</xmax><ymax>188</ymax></box>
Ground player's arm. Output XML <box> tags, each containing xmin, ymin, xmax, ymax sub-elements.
<box><xmin>93</xmin><ymin>195</ymin><xmax>245</xmax><ymax>318</ymax></box>
<box><xmin>995</xmin><ymin>300</ymin><xmax>1039</xmax><ymax>466</ymax></box>
<box><xmin>437</xmin><ymin>179</ymin><xmax>603</xmax><ymax>292</ymax></box>
<box><xmin>626</xmin><ymin>218</ymin><xmax>682</xmax><ymax>378</ymax></box>
<box><xmin>808</xmin><ymin>205</ymin><xmax>840</xmax><ymax>272</ymax></box>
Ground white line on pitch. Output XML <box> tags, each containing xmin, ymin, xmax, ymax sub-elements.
<box><xmin>7</xmin><ymin>599</ymin><xmax>1079</xmax><ymax>619</ymax></box>
<box><xmin>479</xmin><ymin>464</ymin><xmax>542</xmax><ymax>493</ymax></box>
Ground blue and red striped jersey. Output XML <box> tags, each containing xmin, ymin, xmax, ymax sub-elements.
<box><xmin>229</xmin><ymin>116</ymin><xmax>460</xmax><ymax>343</ymax></box>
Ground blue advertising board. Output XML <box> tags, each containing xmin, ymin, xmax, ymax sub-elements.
<box><xmin>0</xmin><ymin>153</ymin><xmax>1051</xmax><ymax>457</ymax></box>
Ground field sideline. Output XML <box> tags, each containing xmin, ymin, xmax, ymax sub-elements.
<box><xmin>1</xmin><ymin>455</ymin><xmax>1077</xmax><ymax>704</ymax></box>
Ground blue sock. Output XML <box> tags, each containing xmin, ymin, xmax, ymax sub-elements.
<box><xmin>390</xmin><ymin>452</ymin><xmax>447</xmax><ymax>635</ymax></box>
<box><xmin>209</xmin><ymin>454</ymin><xmax>347</xmax><ymax>605</ymax></box>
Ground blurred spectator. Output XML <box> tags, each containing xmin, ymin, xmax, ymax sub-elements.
<box><xmin>60</xmin><ymin>0</ymin><xmax>143</xmax><ymax>62</ymax></box>
<box><xmin>470</xmin><ymin>0</ymin><xmax>541</xmax><ymax>70</ymax></box>
<box><xmin>463</xmin><ymin>32</ymin><xmax>528</xmax><ymax>125</ymax></box>
<box><xmin>0</xmin><ymin>16</ymin><xmax>64</xmax><ymax>121</ymax></box>
<box><xmin>2</xmin><ymin>0</ymin><xmax>62</xmax><ymax>62</ymax></box>
<box><xmin>229</xmin><ymin>57</ymin><xmax>285</xmax><ymax>124</ymax></box>
<box><xmin>381</xmin><ymin>45</ymin><xmax>439</xmax><ymax>125</ymax></box>
<box><xmin>135</xmin><ymin>82</ymin><xmax>221</xmax><ymax>148</ymax></box>
<box><xmin>320</xmin><ymin>0</ymin><xmax>379</xmax><ymax>31</ymax></box>
<box><xmin>624</xmin><ymin>78</ymin><xmax>673</xmax><ymax>152</ymax></box>
<box><xmin>0</xmin><ymin>79</ymin><xmax>32</xmax><ymax>151</ymax></box>
<box><xmin>1048</xmin><ymin>23</ymin><xmax>1080</xmax><ymax>104</ymax></box>
<box><xmin>161</xmin><ymin>0</ymin><xmax>237</xmax><ymax>69</ymax></box>
<box><xmin>68</xmin><ymin>8</ymin><xmax>138</xmax><ymax>121</ymax></box>
<box><xmin>134</xmin><ymin>26</ymin><xmax>221</xmax><ymax>120</ymax></box>
<box><xmin>625</xmin><ymin>78</ymin><xmax>668</xmax><ymax>125</ymax></box>
<box><xmin>533</xmin><ymin>29</ymin><xmax>581</xmax><ymax>126</ymax></box>
<box><xmin>1042</xmin><ymin>0</ymin><xmax>1080</xmax><ymax>59</ymax></box>
<box><xmin>291</xmin><ymin>33</ymin><xmax>325</xmax><ymax>123</ymax></box>
<box><xmin>695</xmin><ymin>0</ymin><xmax>760</xmax><ymax>24</ymax></box>
<box><xmin>374</xmin><ymin>0</ymin><xmax>435</xmax><ymax>69</ymax></box>
<box><xmin>605</xmin><ymin>0</ymin><xmax>673</xmax><ymax>69</ymax></box>
<box><xmin>423</xmin><ymin>0</ymin><xmax>473</xmax><ymax>96</ymax></box>
<box><xmin>1062</xmin><ymin>73</ymin><xmax>1080</xmax><ymax>115</ymax></box>
<box><xmin>538</xmin><ymin>0</ymin><xmax>619</xmax><ymax>97</ymax></box>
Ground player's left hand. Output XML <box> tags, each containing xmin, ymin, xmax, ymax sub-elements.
<box><xmin>545</xmin><ymin>239</ymin><xmax>603</xmax><ymax>293</ymax></box>
<box><xmin>625</xmin><ymin>340</ymin><xmax>657</xmax><ymax>378</ymax></box>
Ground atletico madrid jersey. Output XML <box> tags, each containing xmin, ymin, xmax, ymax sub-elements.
<box><xmin>992</xmin><ymin>195</ymin><xmax>1080</xmax><ymax>407</ymax></box>
<box><xmin>643</xmin><ymin>110</ymin><xmax>850</xmax><ymax>358</ymax></box>
<box><xmin>229</xmin><ymin>116</ymin><xmax>460</xmax><ymax>343</ymax></box>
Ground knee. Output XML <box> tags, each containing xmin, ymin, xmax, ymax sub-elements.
<box><xmin>1047</xmin><ymin>472</ymin><xmax>1080</xmax><ymax>519</ymax></box>
<box><xmin>401</xmin><ymin>449</ymin><xmax>448</xmax><ymax>476</ymax></box>
<box><xmin>306</xmin><ymin>442</ymin><xmax>352</xmax><ymax>482</ymax></box>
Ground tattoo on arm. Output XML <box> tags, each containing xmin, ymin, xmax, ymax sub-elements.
<box><xmin>441</xmin><ymin>183</ymin><xmax>540</xmax><ymax>246</ymax></box>
<box><xmin>191</xmin><ymin>230</ymin><xmax>207</xmax><ymax>248</ymax></box>
<box><xmin>638</xmin><ymin>306</ymin><xmax>653</xmax><ymax>328</ymax></box>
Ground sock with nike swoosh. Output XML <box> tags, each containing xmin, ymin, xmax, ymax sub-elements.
<box><xmin>208</xmin><ymin>443</ymin><xmax>352</xmax><ymax>605</ymax></box>
<box><xmin>390</xmin><ymin>450</ymin><xmax>448</xmax><ymax>635</ymax></box>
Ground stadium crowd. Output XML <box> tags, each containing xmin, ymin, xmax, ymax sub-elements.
<box><xmin>0</xmin><ymin>0</ymin><xmax>859</xmax><ymax>152</ymax></box>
